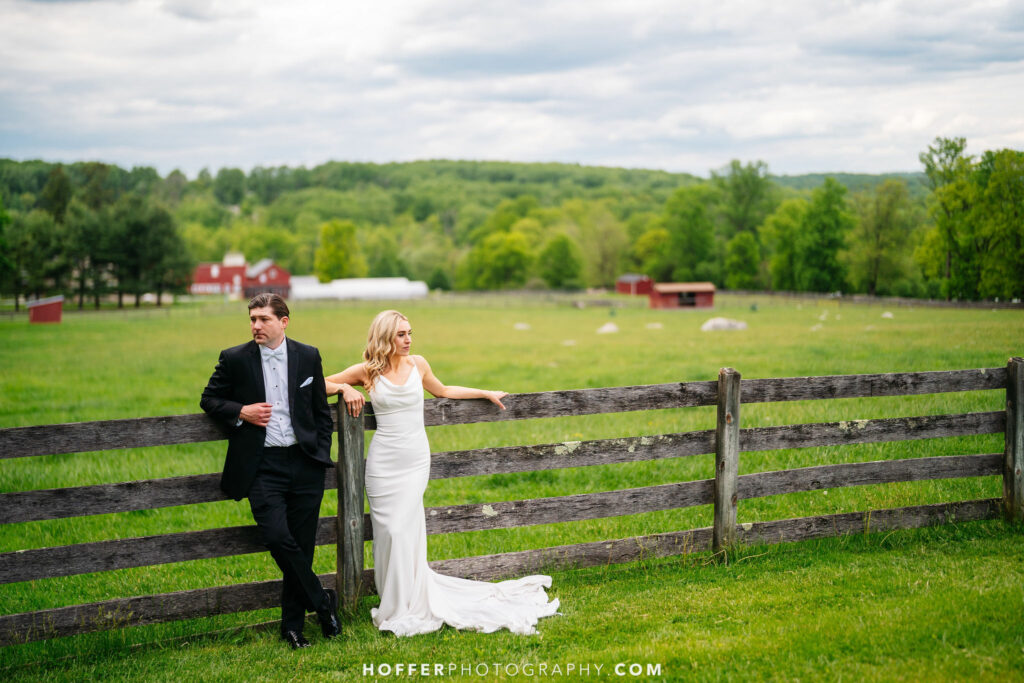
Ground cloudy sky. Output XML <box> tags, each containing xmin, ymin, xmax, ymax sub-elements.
<box><xmin>1</xmin><ymin>0</ymin><xmax>1022</xmax><ymax>178</ymax></box>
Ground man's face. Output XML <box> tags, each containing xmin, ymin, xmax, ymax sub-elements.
<box><xmin>250</xmin><ymin>306</ymin><xmax>288</xmax><ymax>348</ymax></box>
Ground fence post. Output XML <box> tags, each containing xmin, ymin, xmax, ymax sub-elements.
<box><xmin>713</xmin><ymin>367</ymin><xmax>741</xmax><ymax>555</ymax></box>
<box><xmin>1004</xmin><ymin>357</ymin><xmax>1024</xmax><ymax>523</ymax></box>
<box><xmin>336</xmin><ymin>403</ymin><xmax>365</xmax><ymax>613</ymax></box>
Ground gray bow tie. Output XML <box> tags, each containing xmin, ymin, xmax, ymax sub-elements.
<box><xmin>262</xmin><ymin>346</ymin><xmax>285</xmax><ymax>361</ymax></box>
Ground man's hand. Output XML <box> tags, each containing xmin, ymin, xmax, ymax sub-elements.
<box><xmin>239</xmin><ymin>402</ymin><xmax>273</xmax><ymax>427</ymax></box>
<box><xmin>341</xmin><ymin>386</ymin><xmax>365</xmax><ymax>417</ymax></box>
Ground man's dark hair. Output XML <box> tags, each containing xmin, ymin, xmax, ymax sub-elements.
<box><xmin>248</xmin><ymin>293</ymin><xmax>290</xmax><ymax>319</ymax></box>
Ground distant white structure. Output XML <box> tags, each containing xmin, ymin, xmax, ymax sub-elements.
<box><xmin>700</xmin><ymin>317</ymin><xmax>748</xmax><ymax>331</ymax></box>
<box><xmin>290</xmin><ymin>276</ymin><xmax>429</xmax><ymax>300</ymax></box>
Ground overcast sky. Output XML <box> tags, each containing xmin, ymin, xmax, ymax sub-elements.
<box><xmin>2</xmin><ymin>0</ymin><xmax>1022</xmax><ymax>178</ymax></box>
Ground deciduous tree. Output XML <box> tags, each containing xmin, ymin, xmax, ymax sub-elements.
<box><xmin>760</xmin><ymin>198</ymin><xmax>808</xmax><ymax>291</ymax></box>
<box><xmin>794</xmin><ymin>178</ymin><xmax>852</xmax><ymax>292</ymax></box>
<box><xmin>845</xmin><ymin>180</ymin><xmax>919</xmax><ymax>296</ymax></box>
<box><xmin>724</xmin><ymin>232</ymin><xmax>760</xmax><ymax>290</ymax></box>
<box><xmin>314</xmin><ymin>220</ymin><xmax>366</xmax><ymax>282</ymax></box>
<box><xmin>538</xmin><ymin>233</ymin><xmax>583</xmax><ymax>289</ymax></box>
<box><xmin>711</xmin><ymin>160</ymin><xmax>778</xmax><ymax>238</ymax></box>
<box><xmin>662</xmin><ymin>186</ymin><xmax>716</xmax><ymax>283</ymax></box>
<box><xmin>214</xmin><ymin>168</ymin><xmax>246</xmax><ymax>206</ymax></box>
<box><xmin>974</xmin><ymin>149</ymin><xmax>1024</xmax><ymax>299</ymax></box>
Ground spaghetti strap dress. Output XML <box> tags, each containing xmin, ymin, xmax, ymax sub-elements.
<box><xmin>364</xmin><ymin>362</ymin><xmax>560</xmax><ymax>637</ymax></box>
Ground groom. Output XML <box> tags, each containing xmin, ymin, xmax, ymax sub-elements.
<box><xmin>200</xmin><ymin>293</ymin><xmax>340</xmax><ymax>649</ymax></box>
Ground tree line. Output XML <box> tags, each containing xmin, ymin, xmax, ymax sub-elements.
<box><xmin>1</xmin><ymin>137</ymin><xmax>1021</xmax><ymax>309</ymax></box>
<box><xmin>0</xmin><ymin>162</ymin><xmax>190</xmax><ymax>309</ymax></box>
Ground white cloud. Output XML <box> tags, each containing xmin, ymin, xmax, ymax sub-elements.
<box><xmin>0</xmin><ymin>0</ymin><xmax>1021</xmax><ymax>175</ymax></box>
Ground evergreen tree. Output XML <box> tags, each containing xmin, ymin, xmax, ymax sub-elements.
<box><xmin>106</xmin><ymin>194</ymin><xmax>180</xmax><ymax>307</ymax></box>
<box><xmin>64</xmin><ymin>199</ymin><xmax>104</xmax><ymax>309</ymax></box>
<box><xmin>38</xmin><ymin>165</ymin><xmax>72</xmax><ymax>223</ymax></box>
<box><xmin>0</xmin><ymin>197</ymin><xmax>14</xmax><ymax>308</ymax></box>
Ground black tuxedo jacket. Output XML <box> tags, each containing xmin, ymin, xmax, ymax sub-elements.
<box><xmin>200</xmin><ymin>338</ymin><xmax>333</xmax><ymax>500</ymax></box>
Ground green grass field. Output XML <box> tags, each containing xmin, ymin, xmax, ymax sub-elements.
<box><xmin>1</xmin><ymin>294</ymin><xmax>1022</xmax><ymax>680</ymax></box>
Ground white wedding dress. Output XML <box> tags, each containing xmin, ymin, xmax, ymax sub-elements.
<box><xmin>365</xmin><ymin>362</ymin><xmax>560</xmax><ymax>637</ymax></box>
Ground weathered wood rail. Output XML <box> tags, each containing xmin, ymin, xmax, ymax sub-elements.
<box><xmin>1</xmin><ymin>362</ymin><xmax>1021</xmax><ymax>646</ymax></box>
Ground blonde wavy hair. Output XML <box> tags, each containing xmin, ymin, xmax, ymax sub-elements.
<box><xmin>363</xmin><ymin>310</ymin><xmax>409</xmax><ymax>391</ymax></box>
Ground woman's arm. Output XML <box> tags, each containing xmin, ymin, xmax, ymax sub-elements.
<box><xmin>414</xmin><ymin>356</ymin><xmax>507</xmax><ymax>409</ymax></box>
<box><xmin>325</xmin><ymin>362</ymin><xmax>368</xmax><ymax>416</ymax></box>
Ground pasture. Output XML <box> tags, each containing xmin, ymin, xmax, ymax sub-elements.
<box><xmin>1</xmin><ymin>294</ymin><xmax>1022</xmax><ymax>680</ymax></box>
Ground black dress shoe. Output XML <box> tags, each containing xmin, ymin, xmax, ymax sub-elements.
<box><xmin>282</xmin><ymin>630</ymin><xmax>311</xmax><ymax>649</ymax></box>
<box><xmin>317</xmin><ymin>589</ymin><xmax>341</xmax><ymax>638</ymax></box>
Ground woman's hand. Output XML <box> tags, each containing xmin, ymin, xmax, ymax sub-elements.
<box><xmin>340</xmin><ymin>385</ymin><xmax>366</xmax><ymax>417</ymax></box>
<box><xmin>482</xmin><ymin>390</ymin><xmax>508</xmax><ymax>410</ymax></box>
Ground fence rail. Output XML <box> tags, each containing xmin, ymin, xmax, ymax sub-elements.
<box><xmin>0</xmin><ymin>369</ymin><xmax>1006</xmax><ymax>459</ymax></box>
<box><xmin>1</xmin><ymin>360</ymin><xmax>1021</xmax><ymax>647</ymax></box>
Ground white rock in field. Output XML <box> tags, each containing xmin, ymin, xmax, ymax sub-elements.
<box><xmin>818</xmin><ymin>311</ymin><xmax>828</xmax><ymax>321</ymax></box>
<box><xmin>596</xmin><ymin>322</ymin><xmax>619</xmax><ymax>334</ymax></box>
<box><xmin>700</xmin><ymin>317</ymin><xmax>747</xmax><ymax>332</ymax></box>
<box><xmin>881</xmin><ymin>311</ymin><xmax>894</xmax><ymax>319</ymax></box>
<box><xmin>645</xmin><ymin>322</ymin><xmax>663</xmax><ymax>330</ymax></box>
<box><xmin>513</xmin><ymin>322</ymin><xmax>531</xmax><ymax>330</ymax></box>
<box><xmin>561</xmin><ymin>339</ymin><xmax>577</xmax><ymax>346</ymax></box>
<box><xmin>810</xmin><ymin>323</ymin><xmax>823</xmax><ymax>332</ymax></box>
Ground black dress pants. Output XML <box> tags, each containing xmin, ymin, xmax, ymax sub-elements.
<box><xmin>248</xmin><ymin>445</ymin><xmax>328</xmax><ymax>634</ymax></box>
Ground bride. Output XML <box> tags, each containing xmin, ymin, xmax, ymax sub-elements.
<box><xmin>325</xmin><ymin>310</ymin><xmax>559</xmax><ymax>637</ymax></box>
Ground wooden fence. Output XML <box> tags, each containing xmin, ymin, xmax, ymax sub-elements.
<box><xmin>1</xmin><ymin>360</ymin><xmax>1021</xmax><ymax>646</ymax></box>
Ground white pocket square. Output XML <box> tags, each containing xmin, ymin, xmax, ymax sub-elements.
<box><xmin>300</xmin><ymin>376</ymin><xmax>313</xmax><ymax>388</ymax></box>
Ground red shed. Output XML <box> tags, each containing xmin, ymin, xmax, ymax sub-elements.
<box><xmin>648</xmin><ymin>282</ymin><xmax>715</xmax><ymax>309</ymax></box>
<box><xmin>28</xmin><ymin>295</ymin><xmax>63</xmax><ymax>323</ymax></box>
<box><xmin>616</xmin><ymin>273</ymin><xmax>653</xmax><ymax>296</ymax></box>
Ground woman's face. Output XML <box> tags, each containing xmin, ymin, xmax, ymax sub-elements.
<box><xmin>392</xmin><ymin>319</ymin><xmax>412</xmax><ymax>356</ymax></box>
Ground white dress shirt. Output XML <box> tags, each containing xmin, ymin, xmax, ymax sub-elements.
<box><xmin>260</xmin><ymin>339</ymin><xmax>297</xmax><ymax>447</ymax></box>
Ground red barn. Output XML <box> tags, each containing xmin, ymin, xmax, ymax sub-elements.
<box><xmin>243</xmin><ymin>259</ymin><xmax>291</xmax><ymax>298</ymax></box>
<box><xmin>28</xmin><ymin>295</ymin><xmax>63</xmax><ymax>323</ymax></box>
<box><xmin>648</xmin><ymin>282</ymin><xmax>715</xmax><ymax>309</ymax></box>
<box><xmin>190</xmin><ymin>253</ymin><xmax>291</xmax><ymax>299</ymax></box>
<box><xmin>616</xmin><ymin>273</ymin><xmax>653</xmax><ymax>296</ymax></box>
